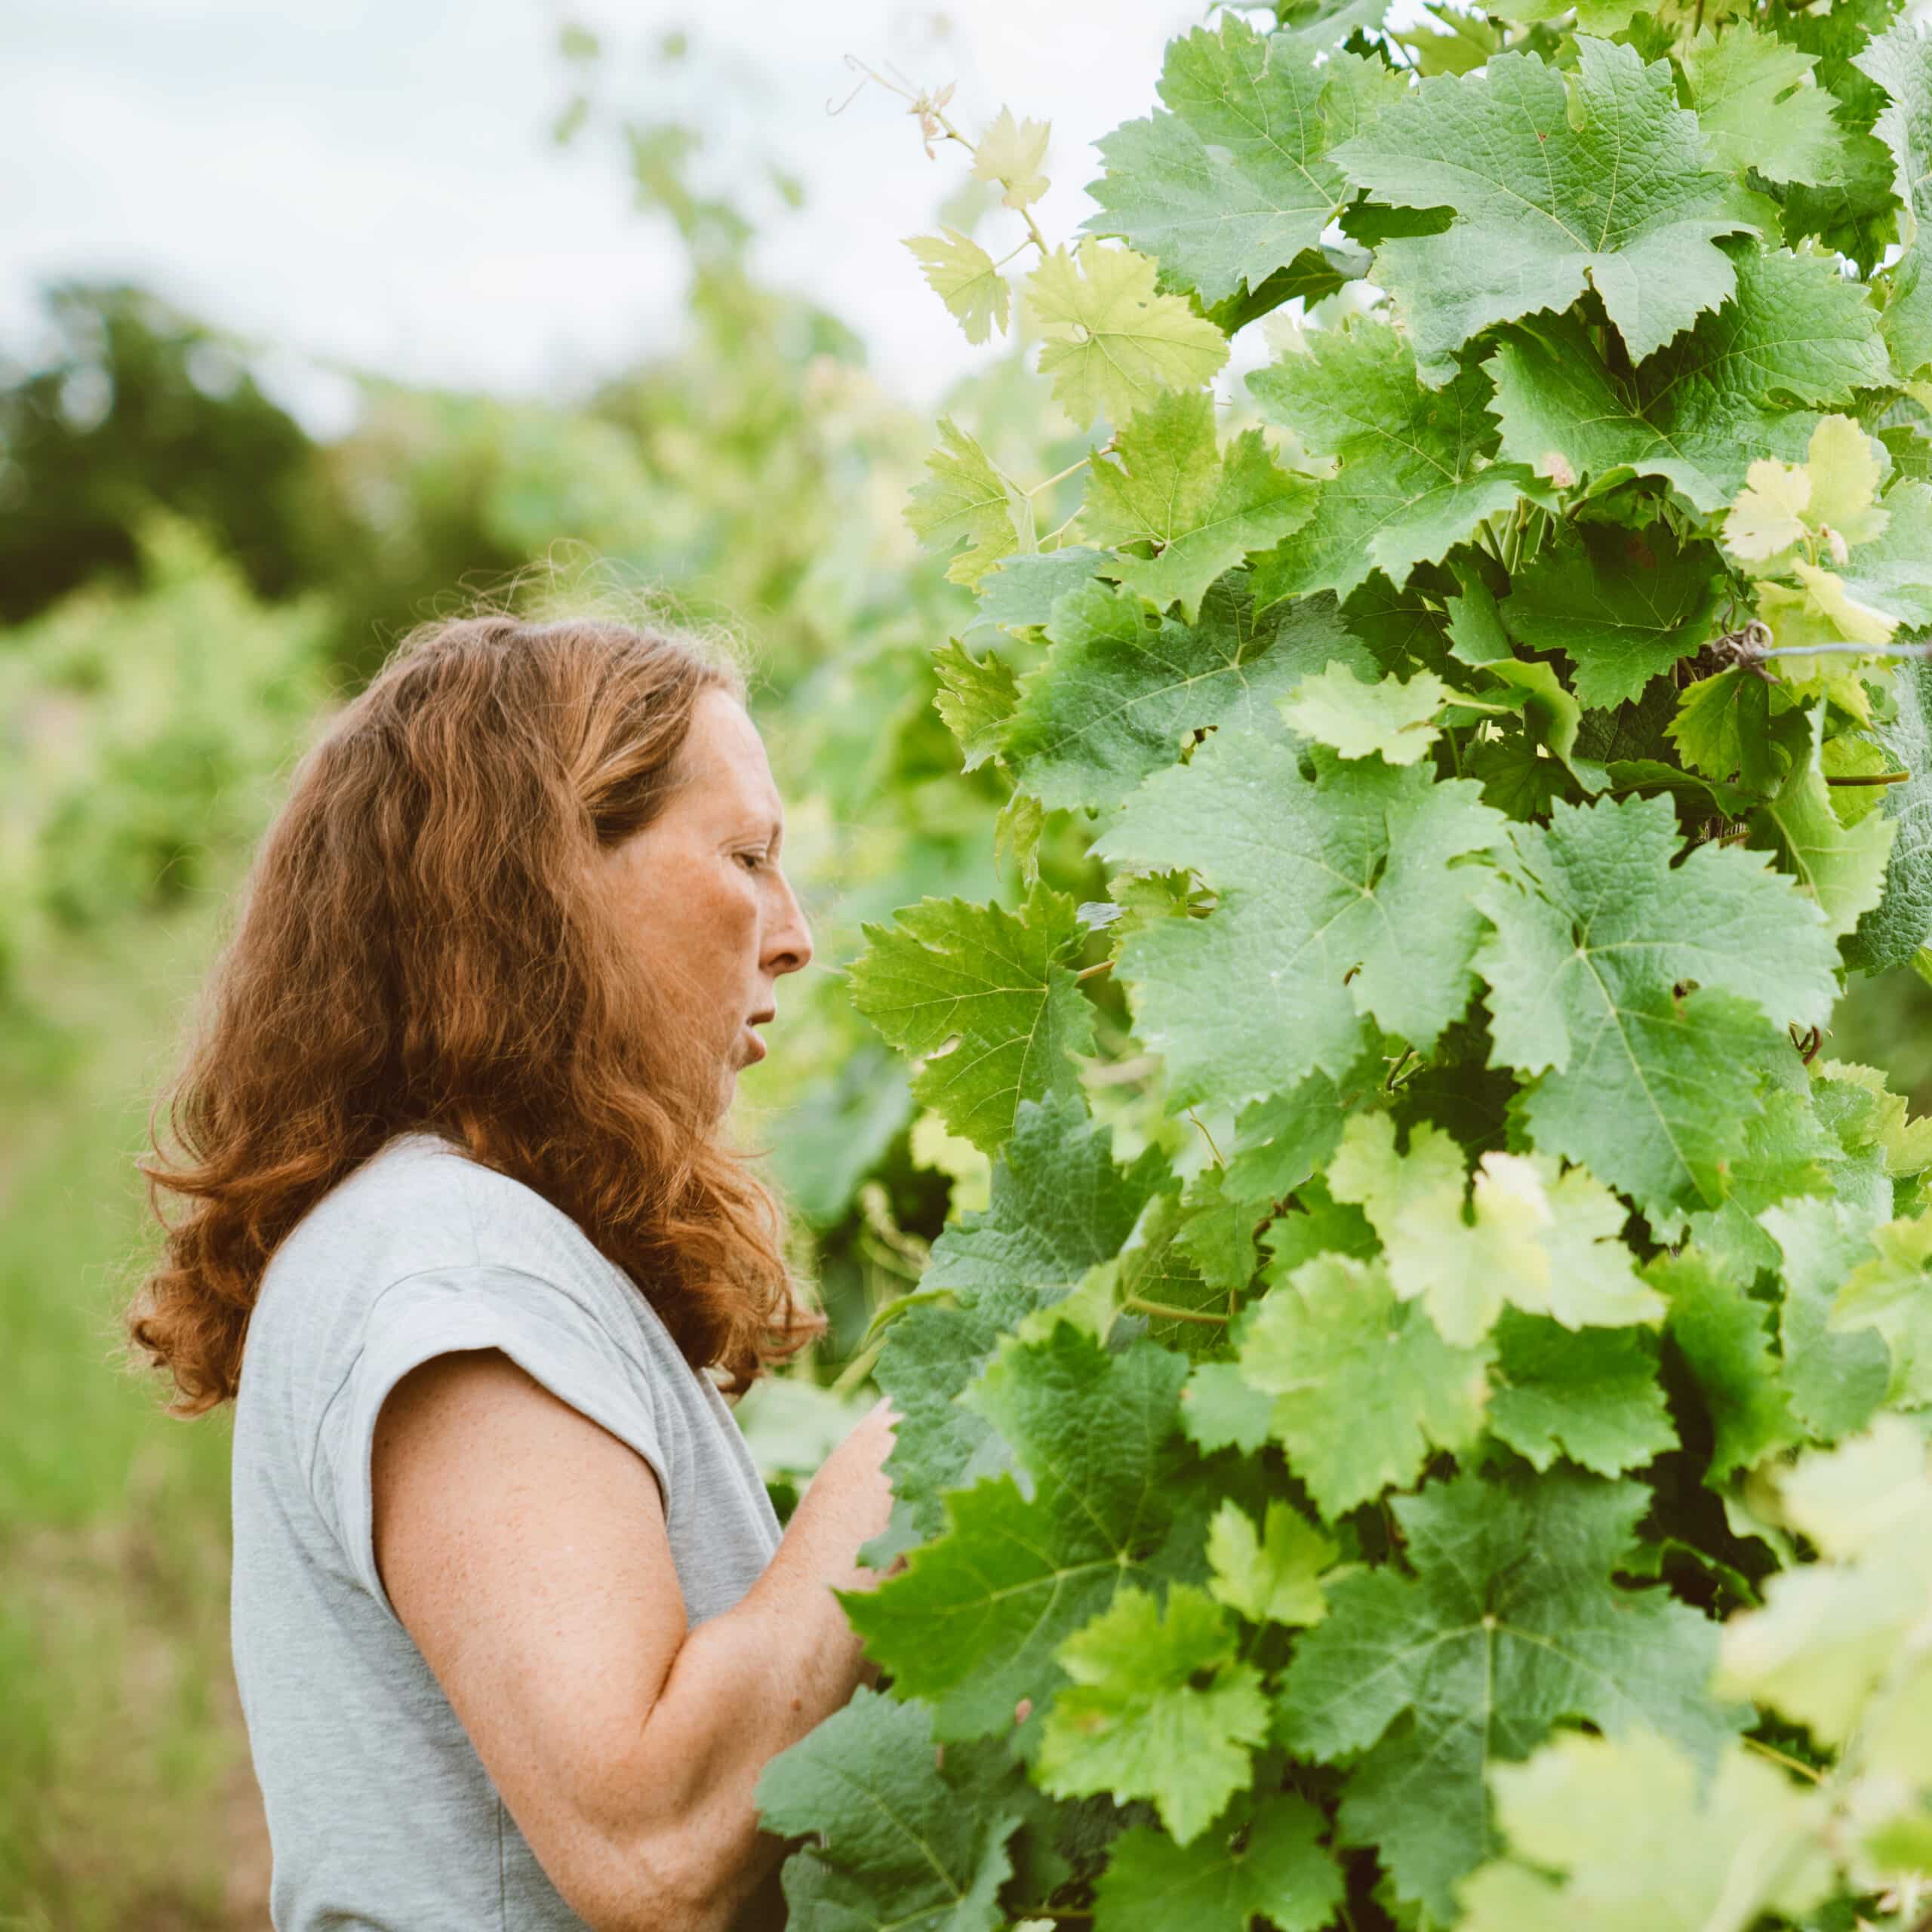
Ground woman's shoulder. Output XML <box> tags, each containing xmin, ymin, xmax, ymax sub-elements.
<box><xmin>251</xmin><ymin>1132</ymin><xmax>620</xmax><ymax>1358</ymax></box>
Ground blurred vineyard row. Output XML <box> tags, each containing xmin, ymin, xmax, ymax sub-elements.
<box><xmin>5</xmin><ymin>29</ymin><xmax>1932</xmax><ymax>1931</ymax></box>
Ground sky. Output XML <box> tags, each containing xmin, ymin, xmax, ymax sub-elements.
<box><xmin>5</xmin><ymin>0</ymin><xmax>1219</xmax><ymax>433</ymax></box>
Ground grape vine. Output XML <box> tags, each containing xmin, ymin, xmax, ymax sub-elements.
<box><xmin>758</xmin><ymin>2</ymin><xmax>1932</xmax><ymax>1926</ymax></box>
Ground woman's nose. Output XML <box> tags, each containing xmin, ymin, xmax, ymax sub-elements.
<box><xmin>766</xmin><ymin>872</ymin><xmax>813</xmax><ymax>976</ymax></box>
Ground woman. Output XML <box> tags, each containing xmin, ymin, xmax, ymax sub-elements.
<box><xmin>125</xmin><ymin>612</ymin><xmax>901</xmax><ymax>1931</ymax></box>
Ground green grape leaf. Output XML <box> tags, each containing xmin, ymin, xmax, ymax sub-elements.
<box><xmin>847</xmin><ymin>878</ymin><xmax>1095</xmax><ymax>1154</ymax></box>
<box><xmin>1117</xmin><ymin>1186</ymin><xmax>1238</xmax><ymax>1356</ymax></box>
<box><xmin>1238</xmin><ymin>1251</ymin><xmax>1494</xmax><ymax>1518</ymax></box>
<box><xmin>1005</xmin><ymin>578</ymin><xmax>1371</xmax><ymax>812</ymax></box>
<box><xmin>1026</xmin><ymin>240</ymin><xmax>1229</xmax><ymax>431</ymax></box>
<box><xmin>1088</xmin><ymin>1792</ymin><xmax>1346</xmax><ymax>1932</ymax></box>
<box><xmin>1458</xmin><ymin>1730</ymin><xmax>1832</xmax><ymax>1932</ymax></box>
<box><xmin>842</xmin><ymin>1325</ymin><xmax>1203</xmax><ymax>1739</ymax></box>
<box><xmin>1680</xmin><ymin>1069</ymin><xmax>1847</xmax><ymax>1284</ymax></box>
<box><xmin>924</xmin><ymin>1094</ymin><xmax>1171</xmax><ymax>1295</ymax></box>
<box><xmin>931</xmin><ymin>637</ymin><xmax>1018</xmax><ymax>771</ymax></box>
<box><xmin>1667</xmin><ymin>666</ymin><xmax>1804</xmax><ymax>802</ymax></box>
<box><xmin>1279</xmin><ymin>663</ymin><xmax>1448</xmax><ymax>765</ymax></box>
<box><xmin>1097</xmin><ymin>724</ymin><xmax>1507</xmax><ymax>1114</ymax></box>
<box><xmin>1221</xmin><ymin>1060</ymin><xmax>1367</xmax><ymax>1207</ymax></box>
<box><xmin>905</xmin><ymin>229</ymin><xmax>1011</xmax><ymax>346</ymax></box>
<box><xmin>1487</xmin><ymin>1314</ymin><xmax>1678</xmax><ymax>1475</ymax></box>
<box><xmin>1080</xmin><ymin>389</ymin><xmax>1318</xmax><ymax>621</ymax></box>
<box><xmin>1857</xmin><ymin>21</ymin><xmax>1932</xmax><ymax>246</ymax></box>
<box><xmin>1832</xmin><ymin>1208</ymin><xmax>1932</xmax><ymax>1405</ymax></box>
<box><xmin>1172</xmin><ymin>1161</ymin><xmax>1260</xmax><ymax>1293</ymax></box>
<box><xmin>1654</xmin><ymin>1248</ymin><xmax>1801</xmax><ymax>1481</ymax></box>
<box><xmin>1749</xmin><ymin>702</ymin><xmax>1898</xmax><ymax>940</ymax></box>
<box><xmin>970</xmin><ymin>547</ymin><xmax>1109</xmax><ymax>635</ymax></box>
<box><xmin>757</xmin><ymin>1687</ymin><xmax>1023</xmax><ymax>1932</ymax></box>
<box><xmin>1472</xmin><ymin>792</ymin><xmax>1841</xmax><ymax>1224</ymax></box>
<box><xmin>1813</xmin><ymin>1055</ymin><xmax>1932</xmax><ymax>1183</ymax></box>
<box><xmin>1248</xmin><ymin>321</ymin><xmax>1554</xmax><ymax>601</ymax></box>
<box><xmin>909</xmin><ymin>417</ymin><xmax>1033</xmax><ymax>586</ymax></box>
<box><xmin>1761</xmin><ymin>1194</ymin><xmax>1892</xmax><ymax>1440</ymax></box>
<box><xmin>1680</xmin><ymin>25</ymin><xmax>1842</xmax><ymax>186</ymax></box>
<box><xmin>1205</xmin><ymin>1498</ymin><xmax>1337</xmax><ymax>1626</ymax></box>
<box><xmin>1830</xmin><ymin>477</ymin><xmax>1932</xmax><ymax>629</ymax></box>
<box><xmin>1881</xmin><ymin>246</ymin><xmax>1932</xmax><ymax>380</ymax></box>
<box><xmin>1260</xmin><ymin>1174</ymin><xmax>1380</xmax><ymax>1278</ymax></box>
<box><xmin>1501</xmin><ymin>525</ymin><xmax>1725</xmax><ymax>710</ymax></box>
<box><xmin>1180</xmin><ymin>1359</ymin><xmax>1276</xmax><ymax>1456</ymax></box>
<box><xmin>1276</xmin><ymin>0</ymin><xmax>1395</xmax><ymax>49</ymax></box>
<box><xmin>1035</xmin><ymin>1584</ymin><xmax>1270</xmax><ymax>1844</ymax></box>
<box><xmin>1484</xmin><ymin>248</ymin><xmax>1890</xmax><ymax>512</ymax></box>
<box><xmin>1332</xmin><ymin>38</ymin><xmax>1750</xmax><ymax>383</ymax></box>
<box><xmin>1081</xmin><ymin>17</ymin><xmax>1404</xmax><ymax>307</ymax></box>
<box><xmin>1278</xmin><ymin>1471</ymin><xmax>1743</xmax><ymax>1915</ymax></box>
<box><xmin>1845</xmin><ymin>656</ymin><xmax>1932</xmax><ymax>974</ymax></box>
<box><xmin>869</xmin><ymin>1284</ymin><xmax>1040</xmax><ymax>1545</ymax></box>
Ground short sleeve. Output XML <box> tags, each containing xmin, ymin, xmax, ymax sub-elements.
<box><xmin>309</xmin><ymin>1263</ymin><xmax>672</xmax><ymax>1622</ymax></box>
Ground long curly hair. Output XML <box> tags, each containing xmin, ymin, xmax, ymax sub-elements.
<box><xmin>126</xmin><ymin>610</ymin><xmax>823</xmax><ymax>1415</ymax></box>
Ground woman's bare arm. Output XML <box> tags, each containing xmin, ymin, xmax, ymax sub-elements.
<box><xmin>369</xmin><ymin>1349</ymin><xmax>897</xmax><ymax>1932</ymax></box>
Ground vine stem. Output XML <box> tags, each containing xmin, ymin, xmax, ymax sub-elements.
<box><xmin>1029</xmin><ymin>453</ymin><xmax>1094</xmax><ymax>496</ymax></box>
<box><xmin>1739</xmin><ymin>1734</ymin><xmax>1823</xmax><ymax>1784</ymax></box>
<box><xmin>1827</xmin><ymin>770</ymin><xmax>1910</xmax><ymax>786</ymax></box>
<box><xmin>1758</xmin><ymin>641</ymin><xmax>1932</xmax><ymax>660</ymax></box>
<box><xmin>1122</xmin><ymin>1295</ymin><xmax>1229</xmax><ymax>1325</ymax></box>
<box><xmin>1187</xmin><ymin>1108</ymin><xmax>1225</xmax><ymax>1166</ymax></box>
<box><xmin>830</xmin><ymin>1334</ymin><xmax>887</xmax><ymax>1396</ymax></box>
<box><xmin>1074</xmin><ymin>957</ymin><xmax>1114</xmax><ymax>982</ymax></box>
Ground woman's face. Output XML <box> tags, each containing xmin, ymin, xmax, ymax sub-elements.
<box><xmin>598</xmin><ymin>687</ymin><xmax>813</xmax><ymax>1116</ymax></box>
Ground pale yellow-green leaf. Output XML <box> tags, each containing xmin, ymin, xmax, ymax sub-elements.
<box><xmin>1811</xmin><ymin>1059</ymin><xmax>1932</xmax><ymax>1178</ymax></box>
<box><xmin>1776</xmin><ymin>1413</ymin><xmax>1932</xmax><ymax>1558</ymax></box>
<box><xmin>1717</xmin><ymin>1423</ymin><xmax>1932</xmax><ymax>1766</ymax></box>
<box><xmin>1327</xmin><ymin>1113</ymin><xmax>1660</xmax><ymax>1343</ymax></box>
<box><xmin>1504</xmin><ymin>1156</ymin><xmax>1666</xmax><ymax>1329</ymax></box>
<box><xmin>1460</xmin><ymin>1730</ymin><xmax>1834</xmax><ymax>1932</ymax></box>
<box><xmin>1723</xmin><ymin>457</ymin><xmax>1810</xmax><ymax>564</ymax></box>
<box><xmin>1832</xmin><ymin>1210</ymin><xmax>1932</xmax><ymax>1404</ymax></box>
<box><xmin>1327</xmin><ymin>1112</ymin><xmax>1546</xmax><ymax>1344</ymax></box>
<box><xmin>1791</xmin><ymin>560</ymin><xmax>1899</xmax><ymax>645</ymax></box>
<box><xmin>1025</xmin><ymin>239</ymin><xmax>1228</xmax><ymax>430</ymax></box>
<box><xmin>903</xmin><ymin>228</ymin><xmax>1010</xmax><ymax>346</ymax></box>
<box><xmin>1206</xmin><ymin>1499</ymin><xmax>1337</xmax><ymax>1628</ymax></box>
<box><xmin>1280</xmin><ymin>663</ymin><xmax>1448</xmax><ymax>765</ymax></box>
<box><xmin>1802</xmin><ymin>414</ymin><xmax>1889</xmax><ymax>552</ymax></box>
<box><xmin>905</xmin><ymin>416</ymin><xmax>1033</xmax><ymax>586</ymax></box>
<box><xmin>1755</xmin><ymin>579</ymin><xmax>1890</xmax><ymax>713</ymax></box>
<box><xmin>972</xmin><ymin>105</ymin><xmax>1051</xmax><ymax>208</ymax></box>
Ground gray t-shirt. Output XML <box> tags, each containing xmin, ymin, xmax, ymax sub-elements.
<box><xmin>230</xmin><ymin>1129</ymin><xmax>785</xmax><ymax>1930</ymax></box>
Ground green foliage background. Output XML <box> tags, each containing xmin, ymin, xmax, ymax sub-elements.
<box><xmin>8</xmin><ymin>8</ymin><xmax>1932</xmax><ymax>1930</ymax></box>
<box><xmin>747</xmin><ymin>3</ymin><xmax>1932</xmax><ymax>1929</ymax></box>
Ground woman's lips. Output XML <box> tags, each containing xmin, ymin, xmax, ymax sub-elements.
<box><xmin>742</xmin><ymin>1023</ymin><xmax>767</xmax><ymax>1063</ymax></box>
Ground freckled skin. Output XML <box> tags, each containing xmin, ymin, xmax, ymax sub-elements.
<box><xmin>598</xmin><ymin>688</ymin><xmax>814</xmax><ymax>1118</ymax></box>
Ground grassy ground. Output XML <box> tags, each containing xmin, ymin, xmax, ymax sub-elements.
<box><xmin>0</xmin><ymin>884</ymin><xmax>269</xmax><ymax>1931</ymax></box>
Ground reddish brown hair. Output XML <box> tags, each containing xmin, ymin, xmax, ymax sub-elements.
<box><xmin>127</xmin><ymin>611</ymin><xmax>823</xmax><ymax>1414</ymax></box>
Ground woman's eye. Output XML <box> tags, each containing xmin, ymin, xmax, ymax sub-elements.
<box><xmin>738</xmin><ymin>851</ymin><xmax>764</xmax><ymax>871</ymax></box>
